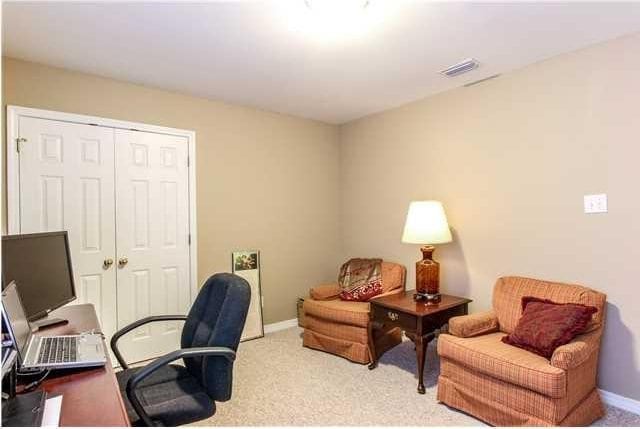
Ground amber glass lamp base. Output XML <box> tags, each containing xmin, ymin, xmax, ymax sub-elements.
<box><xmin>414</xmin><ymin>245</ymin><xmax>441</xmax><ymax>304</ymax></box>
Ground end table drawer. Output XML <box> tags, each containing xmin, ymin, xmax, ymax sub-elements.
<box><xmin>371</xmin><ymin>304</ymin><xmax>414</xmax><ymax>329</ymax></box>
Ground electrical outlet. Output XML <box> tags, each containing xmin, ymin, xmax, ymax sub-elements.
<box><xmin>584</xmin><ymin>194</ymin><xmax>607</xmax><ymax>214</ymax></box>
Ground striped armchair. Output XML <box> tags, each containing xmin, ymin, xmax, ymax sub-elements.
<box><xmin>302</xmin><ymin>262</ymin><xmax>406</xmax><ymax>364</ymax></box>
<box><xmin>437</xmin><ymin>276</ymin><xmax>606</xmax><ymax>426</ymax></box>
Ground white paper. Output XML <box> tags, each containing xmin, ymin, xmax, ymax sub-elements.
<box><xmin>41</xmin><ymin>394</ymin><xmax>62</xmax><ymax>427</ymax></box>
<box><xmin>232</xmin><ymin>251</ymin><xmax>264</xmax><ymax>341</ymax></box>
<box><xmin>236</xmin><ymin>268</ymin><xmax>263</xmax><ymax>340</ymax></box>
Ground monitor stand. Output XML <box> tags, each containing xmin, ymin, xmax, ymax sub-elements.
<box><xmin>32</xmin><ymin>317</ymin><xmax>69</xmax><ymax>330</ymax></box>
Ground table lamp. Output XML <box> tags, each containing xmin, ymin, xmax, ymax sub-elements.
<box><xmin>401</xmin><ymin>201</ymin><xmax>452</xmax><ymax>303</ymax></box>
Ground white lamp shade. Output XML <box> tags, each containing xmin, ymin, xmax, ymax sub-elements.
<box><xmin>401</xmin><ymin>201</ymin><xmax>452</xmax><ymax>244</ymax></box>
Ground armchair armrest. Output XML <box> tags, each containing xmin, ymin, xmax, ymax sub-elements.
<box><xmin>110</xmin><ymin>315</ymin><xmax>188</xmax><ymax>369</ymax></box>
<box><xmin>126</xmin><ymin>346</ymin><xmax>236</xmax><ymax>426</ymax></box>
<box><xmin>448</xmin><ymin>310</ymin><xmax>499</xmax><ymax>338</ymax></box>
<box><xmin>310</xmin><ymin>283</ymin><xmax>341</xmax><ymax>301</ymax></box>
<box><xmin>551</xmin><ymin>329</ymin><xmax>601</xmax><ymax>370</ymax></box>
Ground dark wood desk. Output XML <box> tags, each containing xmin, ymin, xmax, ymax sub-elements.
<box><xmin>29</xmin><ymin>304</ymin><xmax>130</xmax><ymax>426</ymax></box>
<box><xmin>368</xmin><ymin>292</ymin><xmax>471</xmax><ymax>394</ymax></box>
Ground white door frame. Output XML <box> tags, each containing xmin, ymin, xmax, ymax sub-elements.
<box><xmin>6</xmin><ymin>105</ymin><xmax>199</xmax><ymax>302</ymax></box>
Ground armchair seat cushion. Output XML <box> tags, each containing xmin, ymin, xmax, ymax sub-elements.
<box><xmin>117</xmin><ymin>364</ymin><xmax>215</xmax><ymax>426</ymax></box>
<box><xmin>303</xmin><ymin>298</ymin><xmax>370</xmax><ymax>328</ymax></box>
<box><xmin>438</xmin><ymin>332</ymin><xmax>566</xmax><ymax>398</ymax></box>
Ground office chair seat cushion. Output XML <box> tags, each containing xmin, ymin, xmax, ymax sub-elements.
<box><xmin>116</xmin><ymin>364</ymin><xmax>215</xmax><ymax>426</ymax></box>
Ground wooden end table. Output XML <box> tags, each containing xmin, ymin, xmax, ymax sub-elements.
<box><xmin>368</xmin><ymin>291</ymin><xmax>471</xmax><ymax>394</ymax></box>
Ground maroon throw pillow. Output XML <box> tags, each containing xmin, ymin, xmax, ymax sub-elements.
<box><xmin>502</xmin><ymin>297</ymin><xmax>598</xmax><ymax>358</ymax></box>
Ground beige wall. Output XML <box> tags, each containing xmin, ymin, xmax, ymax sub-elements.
<box><xmin>339</xmin><ymin>33</ymin><xmax>640</xmax><ymax>400</ymax></box>
<box><xmin>1</xmin><ymin>57</ymin><xmax>342</xmax><ymax>325</ymax></box>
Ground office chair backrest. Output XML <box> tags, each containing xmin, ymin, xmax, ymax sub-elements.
<box><xmin>181</xmin><ymin>273</ymin><xmax>251</xmax><ymax>401</ymax></box>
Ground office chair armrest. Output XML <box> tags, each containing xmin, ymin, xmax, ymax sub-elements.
<box><xmin>110</xmin><ymin>315</ymin><xmax>188</xmax><ymax>369</ymax></box>
<box><xmin>125</xmin><ymin>346</ymin><xmax>236</xmax><ymax>427</ymax></box>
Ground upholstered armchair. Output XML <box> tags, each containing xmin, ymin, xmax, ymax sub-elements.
<box><xmin>303</xmin><ymin>262</ymin><xmax>406</xmax><ymax>364</ymax></box>
<box><xmin>437</xmin><ymin>276</ymin><xmax>606</xmax><ymax>426</ymax></box>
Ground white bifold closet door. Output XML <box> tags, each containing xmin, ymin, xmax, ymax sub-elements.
<box><xmin>113</xmin><ymin>129</ymin><xmax>191</xmax><ymax>364</ymax></box>
<box><xmin>18</xmin><ymin>116</ymin><xmax>118</xmax><ymax>338</ymax></box>
<box><xmin>16</xmin><ymin>115</ymin><xmax>192</xmax><ymax>364</ymax></box>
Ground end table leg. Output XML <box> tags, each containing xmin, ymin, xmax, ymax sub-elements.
<box><xmin>416</xmin><ymin>335</ymin><xmax>426</xmax><ymax>394</ymax></box>
<box><xmin>367</xmin><ymin>321</ymin><xmax>378</xmax><ymax>370</ymax></box>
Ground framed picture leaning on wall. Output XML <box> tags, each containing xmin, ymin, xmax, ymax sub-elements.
<box><xmin>232</xmin><ymin>250</ymin><xmax>264</xmax><ymax>341</ymax></box>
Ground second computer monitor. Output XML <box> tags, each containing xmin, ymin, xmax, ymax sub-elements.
<box><xmin>1</xmin><ymin>231</ymin><xmax>77</xmax><ymax>321</ymax></box>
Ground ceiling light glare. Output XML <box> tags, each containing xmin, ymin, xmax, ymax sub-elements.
<box><xmin>304</xmin><ymin>0</ymin><xmax>370</xmax><ymax>13</ymax></box>
<box><xmin>285</xmin><ymin>0</ymin><xmax>382</xmax><ymax>44</ymax></box>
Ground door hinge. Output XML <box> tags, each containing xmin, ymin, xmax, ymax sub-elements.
<box><xmin>188</xmin><ymin>234</ymin><xmax>191</xmax><ymax>245</ymax></box>
<box><xmin>187</xmin><ymin>156</ymin><xmax>190</xmax><ymax>167</ymax></box>
<box><xmin>16</xmin><ymin>137</ymin><xmax>27</xmax><ymax>153</ymax></box>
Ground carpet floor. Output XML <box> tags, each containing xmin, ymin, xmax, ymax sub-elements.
<box><xmin>190</xmin><ymin>327</ymin><xmax>640</xmax><ymax>426</ymax></box>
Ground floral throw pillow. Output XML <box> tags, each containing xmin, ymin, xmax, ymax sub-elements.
<box><xmin>338</xmin><ymin>258</ymin><xmax>383</xmax><ymax>302</ymax></box>
<box><xmin>501</xmin><ymin>296</ymin><xmax>598</xmax><ymax>358</ymax></box>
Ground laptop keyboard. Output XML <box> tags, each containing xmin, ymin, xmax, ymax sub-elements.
<box><xmin>37</xmin><ymin>337</ymin><xmax>77</xmax><ymax>364</ymax></box>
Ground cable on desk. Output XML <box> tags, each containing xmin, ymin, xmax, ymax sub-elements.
<box><xmin>17</xmin><ymin>369</ymin><xmax>51</xmax><ymax>394</ymax></box>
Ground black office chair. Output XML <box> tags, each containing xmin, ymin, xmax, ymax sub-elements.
<box><xmin>111</xmin><ymin>273</ymin><xmax>251</xmax><ymax>426</ymax></box>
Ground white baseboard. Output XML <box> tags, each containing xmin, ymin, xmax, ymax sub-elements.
<box><xmin>264</xmin><ymin>318</ymin><xmax>298</xmax><ymax>334</ymax></box>
<box><xmin>600</xmin><ymin>389</ymin><xmax>640</xmax><ymax>415</ymax></box>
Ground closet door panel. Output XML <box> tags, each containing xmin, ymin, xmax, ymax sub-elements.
<box><xmin>17</xmin><ymin>117</ymin><xmax>117</xmax><ymax>337</ymax></box>
<box><xmin>115</xmin><ymin>129</ymin><xmax>191</xmax><ymax>363</ymax></box>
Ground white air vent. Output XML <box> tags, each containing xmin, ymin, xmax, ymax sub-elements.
<box><xmin>440</xmin><ymin>58</ymin><xmax>479</xmax><ymax>77</ymax></box>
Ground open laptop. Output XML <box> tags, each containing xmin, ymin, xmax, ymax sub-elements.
<box><xmin>1</xmin><ymin>281</ymin><xmax>106</xmax><ymax>370</ymax></box>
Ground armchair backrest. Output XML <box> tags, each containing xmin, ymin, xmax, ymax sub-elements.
<box><xmin>380</xmin><ymin>262</ymin><xmax>406</xmax><ymax>293</ymax></box>
<box><xmin>493</xmin><ymin>276</ymin><xmax>606</xmax><ymax>334</ymax></box>
<box><xmin>181</xmin><ymin>273</ymin><xmax>251</xmax><ymax>401</ymax></box>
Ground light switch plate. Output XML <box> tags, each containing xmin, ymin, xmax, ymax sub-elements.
<box><xmin>584</xmin><ymin>194</ymin><xmax>607</xmax><ymax>214</ymax></box>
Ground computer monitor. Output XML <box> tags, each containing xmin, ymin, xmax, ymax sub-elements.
<box><xmin>2</xmin><ymin>231</ymin><xmax>76</xmax><ymax>327</ymax></box>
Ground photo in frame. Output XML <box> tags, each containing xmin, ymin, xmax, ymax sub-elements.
<box><xmin>232</xmin><ymin>250</ymin><xmax>264</xmax><ymax>341</ymax></box>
